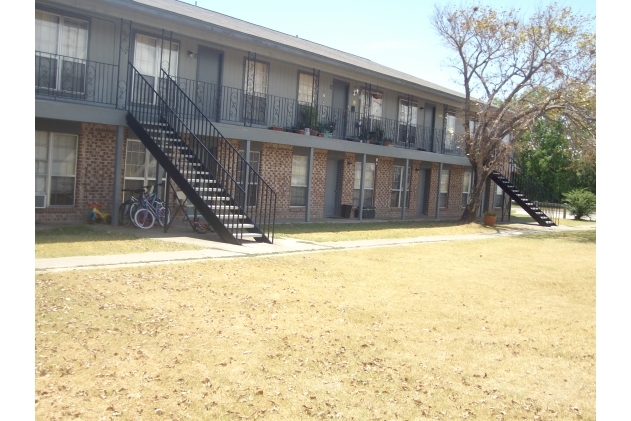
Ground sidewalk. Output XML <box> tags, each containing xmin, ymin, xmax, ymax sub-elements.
<box><xmin>35</xmin><ymin>222</ymin><xmax>595</xmax><ymax>273</ymax></box>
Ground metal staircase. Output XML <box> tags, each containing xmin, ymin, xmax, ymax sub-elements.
<box><xmin>126</xmin><ymin>65</ymin><xmax>276</xmax><ymax>244</ymax></box>
<box><xmin>490</xmin><ymin>158</ymin><xmax>562</xmax><ymax>227</ymax></box>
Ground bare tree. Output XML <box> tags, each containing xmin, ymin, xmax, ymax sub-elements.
<box><xmin>431</xmin><ymin>4</ymin><xmax>595</xmax><ymax>222</ymax></box>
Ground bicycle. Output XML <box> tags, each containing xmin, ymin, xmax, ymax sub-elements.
<box><xmin>132</xmin><ymin>185</ymin><xmax>171</xmax><ymax>229</ymax></box>
<box><xmin>118</xmin><ymin>187</ymin><xmax>147</xmax><ymax>226</ymax></box>
<box><xmin>88</xmin><ymin>203</ymin><xmax>112</xmax><ymax>224</ymax></box>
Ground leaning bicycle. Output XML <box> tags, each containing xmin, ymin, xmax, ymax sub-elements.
<box><xmin>132</xmin><ymin>185</ymin><xmax>171</xmax><ymax>229</ymax></box>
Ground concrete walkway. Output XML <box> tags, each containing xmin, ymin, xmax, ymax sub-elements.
<box><xmin>35</xmin><ymin>221</ymin><xmax>595</xmax><ymax>273</ymax></box>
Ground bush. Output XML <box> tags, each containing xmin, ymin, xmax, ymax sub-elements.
<box><xmin>563</xmin><ymin>189</ymin><xmax>596</xmax><ymax>220</ymax></box>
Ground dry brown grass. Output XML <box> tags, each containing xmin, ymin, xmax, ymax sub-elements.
<box><xmin>35</xmin><ymin>226</ymin><xmax>202</xmax><ymax>258</ymax></box>
<box><xmin>35</xmin><ymin>230</ymin><xmax>595</xmax><ymax>420</ymax></box>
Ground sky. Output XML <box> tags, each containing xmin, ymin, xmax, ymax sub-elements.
<box><xmin>178</xmin><ymin>0</ymin><xmax>596</xmax><ymax>94</ymax></box>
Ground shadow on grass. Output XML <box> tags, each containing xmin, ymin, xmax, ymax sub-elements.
<box><xmin>523</xmin><ymin>229</ymin><xmax>596</xmax><ymax>244</ymax></box>
<box><xmin>274</xmin><ymin>220</ymin><xmax>472</xmax><ymax>236</ymax></box>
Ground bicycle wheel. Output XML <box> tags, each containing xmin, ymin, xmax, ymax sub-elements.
<box><xmin>129</xmin><ymin>202</ymin><xmax>141</xmax><ymax>228</ymax></box>
<box><xmin>118</xmin><ymin>201</ymin><xmax>132</xmax><ymax>226</ymax></box>
<box><xmin>134</xmin><ymin>208</ymin><xmax>155</xmax><ymax>229</ymax></box>
<box><xmin>157</xmin><ymin>206</ymin><xmax>171</xmax><ymax>227</ymax></box>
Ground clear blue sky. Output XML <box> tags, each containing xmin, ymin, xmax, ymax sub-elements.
<box><xmin>178</xmin><ymin>0</ymin><xmax>596</xmax><ymax>94</ymax></box>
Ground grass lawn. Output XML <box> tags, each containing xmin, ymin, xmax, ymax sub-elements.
<box><xmin>35</xmin><ymin>230</ymin><xmax>595</xmax><ymax>420</ymax></box>
<box><xmin>35</xmin><ymin>225</ymin><xmax>202</xmax><ymax>259</ymax></box>
<box><xmin>275</xmin><ymin>221</ymin><xmax>496</xmax><ymax>243</ymax></box>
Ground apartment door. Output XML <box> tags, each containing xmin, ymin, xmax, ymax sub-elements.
<box><xmin>324</xmin><ymin>158</ymin><xmax>342</xmax><ymax>216</ymax></box>
<box><xmin>423</xmin><ymin>104</ymin><xmax>436</xmax><ymax>151</ymax></box>
<box><xmin>196</xmin><ymin>46</ymin><xmax>223</xmax><ymax>120</ymax></box>
<box><xmin>331</xmin><ymin>80</ymin><xmax>349</xmax><ymax>138</ymax></box>
<box><xmin>417</xmin><ymin>168</ymin><xmax>431</xmax><ymax>216</ymax></box>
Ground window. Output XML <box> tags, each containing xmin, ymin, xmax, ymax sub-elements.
<box><xmin>244</xmin><ymin>59</ymin><xmax>269</xmax><ymax>124</ymax></box>
<box><xmin>353</xmin><ymin>162</ymin><xmax>375</xmax><ymax>208</ymax></box>
<box><xmin>35</xmin><ymin>131</ymin><xmax>78</xmax><ymax>207</ymax></box>
<box><xmin>439</xmin><ymin>169</ymin><xmax>449</xmax><ymax>208</ymax></box>
<box><xmin>391</xmin><ymin>165</ymin><xmax>411</xmax><ymax>208</ymax></box>
<box><xmin>462</xmin><ymin>171</ymin><xmax>472</xmax><ymax>207</ymax></box>
<box><xmin>133</xmin><ymin>33</ymin><xmax>179</xmax><ymax>98</ymax></box>
<box><xmin>290</xmin><ymin>155</ymin><xmax>308</xmax><ymax>206</ymax></box>
<box><xmin>398</xmin><ymin>99</ymin><xmax>418</xmax><ymax>144</ymax></box>
<box><xmin>35</xmin><ymin>10</ymin><xmax>88</xmax><ymax>93</ymax></box>
<box><xmin>124</xmin><ymin>140</ymin><xmax>165</xmax><ymax>201</ymax></box>
<box><xmin>237</xmin><ymin>150</ymin><xmax>261</xmax><ymax>207</ymax></box>
<box><xmin>445</xmin><ymin>114</ymin><xmax>456</xmax><ymax>151</ymax></box>
<box><xmin>298</xmin><ymin>72</ymin><xmax>317</xmax><ymax>105</ymax></box>
<box><xmin>493</xmin><ymin>184</ymin><xmax>504</xmax><ymax>208</ymax></box>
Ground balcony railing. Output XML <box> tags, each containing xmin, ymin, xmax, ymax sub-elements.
<box><xmin>35</xmin><ymin>51</ymin><xmax>120</xmax><ymax>107</ymax></box>
<box><xmin>34</xmin><ymin>56</ymin><xmax>466</xmax><ymax>157</ymax></box>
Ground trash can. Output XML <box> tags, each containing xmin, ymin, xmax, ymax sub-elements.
<box><xmin>341</xmin><ymin>204</ymin><xmax>352</xmax><ymax>218</ymax></box>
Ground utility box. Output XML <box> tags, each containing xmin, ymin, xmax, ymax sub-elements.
<box><xmin>354</xmin><ymin>206</ymin><xmax>375</xmax><ymax>219</ymax></box>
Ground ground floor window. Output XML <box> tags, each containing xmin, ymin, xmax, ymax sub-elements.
<box><xmin>462</xmin><ymin>171</ymin><xmax>472</xmax><ymax>207</ymax></box>
<box><xmin>124</xmin><ymin>139</ymin><xmax>165</xmax><ymax>201</ymax></box>
<box><xmin>391</xmin><ymin>165</ymin><xmax>411</xmax><ymax>208</ymax></box>
<box><xmin>353</xmin><ymin>162</ymin><xmax>375</xmax><ymax>208</ymax></box>
<box><xmin>493</xmin><ymin>183</ymin><xmax>504</xmax><ymax>208</ymax></box>
<box><xmin>290</xmin><ymin>155</ymin><xmax>308</xmax><ymax>206</ymax></box>
<box><xmin>35</xmin><ymin>130</ymin><xmax>77</xmax><ymax>207</ymax></box>
<box><xmin>439</xmin><ymin>169</ymin><xmax>450</xmax><ymax>208</ymax></box>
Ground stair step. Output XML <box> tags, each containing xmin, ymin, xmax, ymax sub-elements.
<box><xmin>187</xmin><ymin>178</ymin><xmax>216</xmax><ymax>183</ymax></box>
<box><xmin>166</xmin><ymin>153</ymin><xmax>195</xmax><ymax>159</ymax></box>
<box><xmin>234</xmin><ymin>232</ymin><xmax>263</xmax><ymax>239</ymax></box>
<box><xmin>209</xmin><ymin>205</ymin><xmax>240</xmax><ymax>210</ymax></box>
<box><xmin>202</xmin><ymin>196</ymin><xmax>231</xmax><ymax>201</ymax></box>
<box><xmin>225</xmin><ymin>223</ymin><xmax>255</xmax><ymax>229</ymax></box>
<box><xmin>216</xmin><ymin>214</ymin><xmax>245</xmax><ymax>219</ymax></box>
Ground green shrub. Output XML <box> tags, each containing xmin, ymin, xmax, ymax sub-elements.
<box><xmin>563</xmin><ymin>189</ymin><xmax>596</xmax><ymax>220</ymax></box>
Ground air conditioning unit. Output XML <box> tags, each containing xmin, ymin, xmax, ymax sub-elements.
<box><xmin>35</xmin><ymin>194</ymin><xmax>47</xmax><ymax>209</ymax></box>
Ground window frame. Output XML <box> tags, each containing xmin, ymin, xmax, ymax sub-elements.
<box><xmin>439</xmin><ymin>169</ymin><xmax>450</xmax><ymax>208</ymax></box>
<box><xmin>297</xmin><ymin>71</ymin><xmax>316</xmax><ymax>105</ymax></box>
<box><xmin>123</xmin><ymin>139</ymin><xmax>166</xmax><ymax>201</ymax></box>
<box><xmin>35</xmin><ymin>9</ymin><xmax>89</xmax><ymax>93</ymax></box>
<box><xmin>353</xmin><ymin>162</ymin><xmax>375</xmax><ymax>208</ymax></box>
<box><xmin>35</xmin><ymin>130</ymin><xmax>78</xmax><ymax>208</ymax></box>
<box><xmin>391</xmin><ymin>165</ymin><xmax>411</xmax><ymax>208</ymax></box>
<box><xmin>237</xmin><ymin>150</ymin><xmax>261</xmax><ymax>207</ymax></box>
<box><xmin>462</xmin><ymin>171</ymin><xmax>472</xmax><ymax>208</ymax></box>
<box><xmin>290</xmin><ymin>155</ymin><xmax>308</xmax><ymax>207</ymax></box>
<box><xmin>493</xmin><ymin>183</ymin><xmax>504</xmax><ymax>208</ymax></box>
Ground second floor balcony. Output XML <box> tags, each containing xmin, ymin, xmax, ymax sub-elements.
<box><xmin>35</xmin><ymin>51</ymin><xmax>466</xmax><ymax>157</ymax></box>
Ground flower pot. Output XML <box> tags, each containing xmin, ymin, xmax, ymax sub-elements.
<box><xmin>298</xmin><ymin>130</ymin><xmax>305</xmax><ymax>135</ymax></box>
<box><xmin>484</xmin><ymin>214</ymin><xmax>497</xmax><ymax>226</ymax></box>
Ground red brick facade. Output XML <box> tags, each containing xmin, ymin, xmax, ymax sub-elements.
<box><xmin>35</xmin><ymin>123</ymin><xmax>475</xmax><ymax>224</ymax></box>
<box><xmin>36</xmin><ymin>123</ymin><xmax>119</xmax><ymax>224</ymax></box>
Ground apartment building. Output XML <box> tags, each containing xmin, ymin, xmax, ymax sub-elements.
<box><xmin>35</xmin><ymin>0</ymin><xmax>507</xmax><ymax>244</ymax></box>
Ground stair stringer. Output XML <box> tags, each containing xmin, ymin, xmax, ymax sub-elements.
<box><xmin>490</xmin><ymin>172</ymin><xmax>556</xmax><ymax>227</ymax></box>
<box><xmin>126</xmin><ymin>113</ymin><xmax>243</xmax><ymax>245</ymax></box>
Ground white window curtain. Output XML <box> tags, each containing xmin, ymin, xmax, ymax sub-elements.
<box><xmin>290</xmin><ymin>155</ymin><xmax>308</xmax><ymax>206</ymax></box>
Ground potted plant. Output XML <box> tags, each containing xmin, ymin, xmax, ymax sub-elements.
<box><xmin>484</xmin><ymin>211</ymin><xmax>497</xmax><ymax>226</ymax></box>
<box><xmin>301</xmin><ymin>105</ymin><xmax>318</xmax><ymax>134</ymax></box>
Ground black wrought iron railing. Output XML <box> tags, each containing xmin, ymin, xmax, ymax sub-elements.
<box><xmin>35</xmin><ymin>51</ymin><xmax>120</xmax><ymax>107</ymax></box>
<box><xmin>497</xmin><ymin>158</ymin><xmax>563</xmax><ymax>226</ymax></box>
<box><xmin>127</xmin><ymin>65</ymin><xmax>276</xmax><ymax>242</ymax></box>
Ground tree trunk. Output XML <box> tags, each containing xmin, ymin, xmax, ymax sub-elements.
<box><xmin>461</xmin><ymin>167</ymin><xmax>492</xmax><ymax>223</ymax></box>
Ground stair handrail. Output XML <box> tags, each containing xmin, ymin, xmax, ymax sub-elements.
<box><xmin>128</xmin><ymin>64</ymin><xmax>276</xmax><ymax>242</ymax></box>
<box><xmin>160</xmin><ymin>69</ymin><xmax>276</xmax><ymax>239</ymax></box>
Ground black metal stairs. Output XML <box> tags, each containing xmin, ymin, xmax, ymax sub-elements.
<box><xmin>490</xmin><ymin>158</ymin><xmax>562</xmax><ymax>227</ymax></box>
<box><xmin>125</xmin><ymin>65</ymin><xmax>276</xmax><ymax>245</ymax></box>
<box><xmin>490</xmin><ymin>171</ymin><xmax>555</xmax><ymax>227</ymax></box>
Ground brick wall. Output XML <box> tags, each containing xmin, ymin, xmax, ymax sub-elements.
<box><xmin>36</xmin><ymin>123</ymin><xmax>119</xmax><ymax>224</ymax></box>
<box><xmin>340</xmin><ymin>153</ymin><xmax>356</xmax><ymax>206</ymax></box>
<box><xmin>309</xmin><ymin>149</ymin><xmax>328</xmax><ymax>218</ymax></box>
<box><xmin>259</xmin><ymin>143</ymin><xmax>294</xmax><ymax>218</ymax></box>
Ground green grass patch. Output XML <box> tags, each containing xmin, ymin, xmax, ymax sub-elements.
<box><xmin>275</xmin><ymin>220</ymin><xmax>496</xmax><ymax>242</ymax></box>
<box><xmin>35</xmin><ymin>225</ymin><xmax>202</xmax><ymax>258</ymax></box>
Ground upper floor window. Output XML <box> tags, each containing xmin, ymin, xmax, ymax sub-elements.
<box><xmin>35</xmin><ymin>10</ymin><xmax>88</xmax><ymax>93</ymax></box>
<box><xmin>298</xmin><ymin>72</ymin><xmax>317</xmax><ymax>105</ymax></box>
<box><xmin>445</xmin><ymin>114</ymin><xmax>456</xmax><ymax>150</ymax></box>
<box><xmin>244</xmin><ymin>59</ymin><xmax>269</xmax><ymax>95</ymax></box>
<box><xmin>133</xmin><ymin>34</ymin><xmax>179</xmax><ymax>89</ymax></box>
